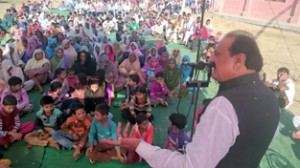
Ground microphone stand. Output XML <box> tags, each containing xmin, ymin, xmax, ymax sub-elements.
<box><xmin>190</xmin><ymin>80</ymin><xmax>201</xmax><ymax>140</ymax></box>
<box><xmin>187</xmin><ymin>66</ymin><xmax>212</xmax><ymax>140</ymax></box>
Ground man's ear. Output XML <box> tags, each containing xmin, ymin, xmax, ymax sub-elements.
<box><xmin>233</xmin><ymin>53</ymin><xmax>246</xmax><ymax>70</ymax></box>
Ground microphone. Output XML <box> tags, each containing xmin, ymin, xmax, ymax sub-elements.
<box><xmin>185</xmin><ymin>61</ymin><xmax>215</xmax><ymax>70</ymax></box>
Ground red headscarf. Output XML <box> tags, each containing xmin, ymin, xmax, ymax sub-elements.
<box><xmin>105</xmin><ymin>44</ymin><xmax>116</xmax><ymax>62</ymax></box>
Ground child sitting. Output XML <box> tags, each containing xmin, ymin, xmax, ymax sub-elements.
<box><xmin>85</xmin><ymin>70</ymin><xmax>114</xmax><ymax>114</ymax></box>
<box><xmin>86</xmin><ymin>104</ymin><xmax>126</xmax><ymax>164</ymax></box>
<box><xmin>52</xmin><ymin>102</ymin><xmax>92</xmax><ymax>161</ymax></box>
<box><xmin>127</xmin><ymin>113</ymin><xmax>154</xmax><ymax>163</ymax></box>
<box><xmin>120</xmin><ymin>74</ymin><xmax>139</xmax><ymax>110</ymax></box>
<box><xmin>52</xmin><ymin>67</ymin><xmax>69</xmax><ymax>97</ymax></box>
<box><xmin>45</xmin><ymin>81</ymin><xmax>64</xmax><ymax>108</ymax></box>
<box><xmin>24</xmin><ymin>96</ymin><xmax>63</xmax><ymax>149</ymax></box>
<box><xmin>70</xmin><ymin>73</ymin><xmax>87</xmax><ymax>104</ymax></box>
<box><xmin>1</xmin><ymin>76</ymin><xmax>34</xmax><ymax>116</ymax></box>
<box><xmin>149</xmin><ymin>72</ymin><xmax>172</xmax><ymax>107</ymax></box>
<box><xmin>84</xmin><ymin>77</ymin><xmax>106</xmax><ymax>114</ymax></box>
<box><xmin>164</xmin><ymin>113</ymin><xmax>190</xmax><ymax>153</ymax></box>
<box><xmin>122</xmin><ymin>86</ymin><xmax>153</xmax><ymax>125</ymax></box>
<box><xmin>66</xmin><ymin>68</ymin><xmax>78</xmax><ymax>91</ymax></box>
<box><xmin>0</xmin><ymin>95</ymin><xmax>34</xmax><ymax>148</ymax></box>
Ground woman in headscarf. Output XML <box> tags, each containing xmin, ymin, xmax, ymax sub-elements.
<box><xmin>24</xmin><ymin>49</ymin><xmax>50</xmax><ymax>93</ymax></box>
<box><xmin>50</xmin><ymin>47</ymin><xmax>71</xmax><ymax>74</ymax></box>
<box><xmin>92</xmin><ymin>43</ymin><xmax>102</xmax><ymax>62</ymax></box>
<box><xmin>112</xmin><ymin>41</ymin><xmax>123</xmax><ymax>64</ymax></box>
<box><xmin>119</xmin><ymin>52</ymin><xmax>140</xmax><ymax>78</ymax></box>
<box><xmin>179</xmin><ymin>55</ymin><xmax>192</xmax><ymax>82</ymax></box>
<box><xmin>128</xmin><ymin>42</ymin><xmax>144</xmax><ymax>67</ymax></box>
<box><xmin>99</xmin><ymin>54</ymin><xmax>126</xmax><ymax>91</ymax></box>
<box><xmin>72</xmin><ymin>51</ymin><xmax>96</xmax><ymax>77</ymax></box>
<box><xmin>1</xmin><ymin>44</ymin><xmax>34</xmax><ymax>91</ymax></box>
<box><xmin>80</xmin><ymin>37</ymin><xmax>93</xmax><ymax>54</ymax></box>
<box><xmin>68</xmin><ymin>36</ymin><xmax>80</xmax><ymax>52</ymax></box>
<box><xmin>164</xmin><ymin>58</ymin><xmax>182</xmax><ymax>98</ymax></box>
<box><xmin>62</xmin><ymin>39</ymin><xmax>77</xmax><ymax>66</ymax></box>
<box><xmin>55</xmin><ymin>32</ymin><xmax>65</xmax><ymax>46</ymax></box>
<box><xmin>147</xmin><ymin>47</ymin><xmax>159</xmax><ymax>62</ymax></box>
<box><xmin>171</xmin><ymin>49</ymin><xmax>182</xmax><ymax>65</ymax></box>
<box><xmin>104</xmin><ymin>44</ymin><xmax>116</xmax><ymax>64</ymax></box>
<box><xmin>99</xmin><ymin>36</ymin><xmax>110</xmax><ymax>50</ymax></box>
<box><xmin>0</xmin><ymin>28</ymin><xmax>12</xmax><ymax>47</ymax></box>
<box><xmin>22</xmin><ymin>36</ymin><xmax>42</xmax><ymax>63</ymax></box>
<box><xmin>35</xmin><ymin>30</ymin><xmax>48</xmax><ymax>50</ymax></box>
<box><xmin>15</xmin><ymin>35</ymin><xmax>27</xmax><ymax>56</ymax></box>
<box><xmin>139</xmin><ymin>57</ymin><xmax>163</xmax><ymax>85</ymax></box>
<box><xmin>3</xmin><ymin>43</ymin><xmax>25</xmax><ymax>69</ymax></box>
<box><xmin>45</xmin><ymin>38</ymin><xmax>58</xmax><ymax>59</ymax></box>
<box><xmin>159</xmin><ymin>51</ymin><xmax>169</xmax><ymax>69</ymax></box>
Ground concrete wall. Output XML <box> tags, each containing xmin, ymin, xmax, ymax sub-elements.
<box><xmin>212</xmin><ymin>0</ymin><xmax>300</xmax><ymax>25</ymax></box>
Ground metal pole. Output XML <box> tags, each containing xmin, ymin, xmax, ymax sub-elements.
<box><xmin>190</xmin><ymin>81</ymin><xmax>201</xmax><ymax>140</ymax></box>
<box><xmin>201</xmin><ymin>0</ymin><xmax>206</xmax><ymax>27</ymax></box>
<box><xmin>196</xmin><ymin>0</ymin><xmax>206</xmax><ymax>62</ymax></box>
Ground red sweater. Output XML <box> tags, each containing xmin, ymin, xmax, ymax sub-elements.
<box><xmin>130</xmin><ymin>123</ymin><xmax>154</xmax><ymax>144</ymax></box>
<box><xmin>0</xmin><ymin>108</ymin><xmax>20</xmax><ymax>137</ymax></box>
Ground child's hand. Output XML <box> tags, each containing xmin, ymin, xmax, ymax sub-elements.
<box><xmin>39</xmin><ymin>132</ymin><xmax>49</xmax><ymax>140</ymax></box>
<box><xmin>72</xmin><ymin>133</ymin><xmax>81</xmax><ymax>141</ymax></box>
<box><xmin>87</xmin><ymin>146</ymin><xmax>93</xmax><ymax>153</ymax></box>
<box><xmin>73</xmin><ymin>148</ymin><xmax>81</xmax><ymax>161</ymax></box>
<box><xmin>8</xmin><ymin>131</ymin><xmax>22</xmax><ymax>141</ymax></box>
<box><xmin>157</xmin><ymin>98</ymin><xmax>164</xmax><ymax>104</ymax></box>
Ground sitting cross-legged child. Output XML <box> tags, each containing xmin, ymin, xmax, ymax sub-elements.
<box><xmin>1</xmin><ymin>76</ymin><xmax>34</xmax><ymax>116</ymax></box>
<box><xmin>120</xmin><ymin>74</ymin><xmax>140</xmax><ymax>110</ymax></box>
<box><xmin>24</xmin><ymin>96</ymin><xmax>63</xmax><ymax>149</ymax></box>
<box><xmin>164</xmin><ymin>113</ymin><xmax>190</xmax><ymax>153</ymax></box>
<box><xmin>52</xmin><ymin>67</ymin><xmax>69</xmax><ymax>97</ymax></box>
<box><xmin>52</xmin><ymin>102</ymin><xmax>92</xmax><ymax>161</ymax></box>
<box><xmin>127</xmin><ymin>113</ymin><xmax>154</xmax><ymax>163</ymax></box>
<box><xmin>121</xmin><ymin>85</ymin><xmax>153</xmax><ymax>125</ymax></box>
<box><xmin>0</xmin><ymin>95</ymin><xmax>34</xmax><ymax>148</ymax></box>
<box><xmin>66</xmin><ymin>68</ymin><xmax>78</xmax><ymax>92</ymax></box>
<box><xmin>86</xmin><ymin>104</ymin><xmax>126</xmax><ymax>164</ymax></box>
<box><xmin>149</xmin><ymin>72</ymin><xmax>172</xmax><ymax>107</ymax></box>
<box><xmin>45</xmin><ymin>81</ymin><xmax>64</xmax><ymax>108</ymax></box>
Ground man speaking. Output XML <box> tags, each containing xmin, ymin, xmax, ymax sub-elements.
<box><xmin>109</xmin><ymin>30</ymin><xmax>280</xmax><ymax>168</ymax></box>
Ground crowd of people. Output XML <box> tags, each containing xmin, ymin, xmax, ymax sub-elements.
<box><xmin>0</xmin><ymin>0</ymin><xmax>218</xmax><ymax>166</ymax></box>
<box><xmin>0</xmin><ymin>0</ymin><xmax>296</xmax><ymax>167</ymax></box>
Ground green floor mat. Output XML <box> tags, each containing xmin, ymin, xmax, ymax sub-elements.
<box><xmin>2</xmin><ymin>142</ymin><xmax>44</xmax><ymax>168</ymax></box>
<box><xmin>40</xmin><ymin>148</ymin><xmax>149</xmax><ymax>168</ymax></box>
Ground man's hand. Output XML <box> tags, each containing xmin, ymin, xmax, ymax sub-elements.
<box><xmin>118</xmin><ymin>155</ymin><xmax>127</xmax><ymax>163</ymax></box>
<box><xmin>120</xmin><ymin>138</ymin><xmax>141</xmax><ymax>151</ymax></box>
